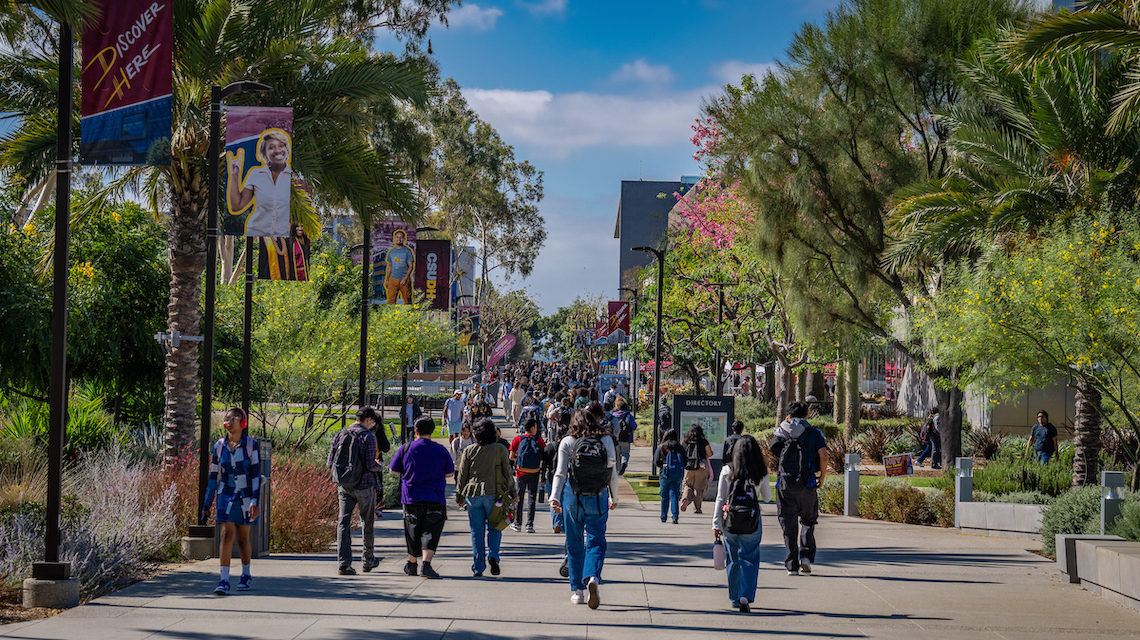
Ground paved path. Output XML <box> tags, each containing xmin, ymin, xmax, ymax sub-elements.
<box><xmin>3</xmin><ymin>425</ymin><xmax>1140</xmax><ymax>638</ymax></box>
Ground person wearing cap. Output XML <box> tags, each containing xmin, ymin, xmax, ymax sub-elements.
<box><xmin>327</xmin><ymin>406</ymin><xmax>387</xmax><ymax>575</ymax></box>
<box><xmin>444</xmin><ymin>390</ymin><xmax>465</xmax><ymax>444</ymax></box>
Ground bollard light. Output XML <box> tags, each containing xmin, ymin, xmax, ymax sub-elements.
<box><xmin>844</xmin><ymin>453</ymin><xmax>860</xmax><ymax>517</ymax></box>
<box><xmin>954</xmin><ymin>457</ymin><xmax>973</xmax><ymax>528</ymax></box>
<box><xmin>1102</xmin><ymin>470</ymin><xmax>1125</xmax><ymax>535</ymax></box>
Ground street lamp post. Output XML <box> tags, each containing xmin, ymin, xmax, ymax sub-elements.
<box><xmin>198</xmin><ymin>81</ymin><xmax>270</xmax><ymax>534</ymax></box>
<box><xmin>706</xmin><ymin>282</ymin><xmax>737</xmax><ymax>398</ymax></box>
<box><xmin>618</xmin><ymin>286</ymin><xmax>639</xmax><ymax>410</ymax></box>
<box><xmin>454</xmin><ymin>294</ymin><xmax>475</xmax><ymax>394</ymax></box>
<box><xmin>632</xmin><ymin>246</ymin><xmax>665</xmax><ymax>479</ymax></box>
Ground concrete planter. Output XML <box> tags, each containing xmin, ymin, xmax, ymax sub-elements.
<box><xmin>1071</xmin><ymin>538</ymin><xmax>1140</xmax><ymax>612</ymax></box>
<box><xmin>957</xmin><ymin>502</ymin><xmax>1045</xmax><ymax>539</ymax></box>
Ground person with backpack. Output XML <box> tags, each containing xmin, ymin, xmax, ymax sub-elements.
<box><xmin>509</xmin><ymin>418</ymin><xmax>547</xmax><ymax>533</ymax></box>
<box><xmin>515</xmin><ymin>395</ymin><xmax>543</xmax><ymax>436</ymax></box>
<box><xmin>202</xmin><ymin>408</ymin><xmax>263</xmax><ymax>595</ymax></box>
<box><xmin>455</xmin><ymin>417</ymin><xmax>516</xmax><ymax>577</ymax></box>
<box><xmin>917</xmin><ymin>408</ymin><xmax>942</xmax><ymax>469</ymax></box>
<box><xmin>550</xmin><ymin>409</ymin><xmax>620</xmax><ymax>609</ymax></box>
<box><xmin>610</xmin><ymin>397</ymin><xmax>636</xmax><ymax>475</ymax></box>
<box><xmin>545</xmin><ymin>400</ymin><xmax>572</xmax><ymax>534</ymax></box>
<box><xmin>655</xmin><ymin>429</ymin><xmax>687</xmax><ymax>524</ymax></box>
<box><xmin>712</xmin><ymin>435</ymin><xmax>772</xmax><ymax>613</ymax></box>
<box><xmin>680</xmin><ymin>425</ymin><xmax>714</xmax><ymax>514</ymax></box>
<box><xmin>325</xmin><ymin>406</ymin><xmax>386</xmax><ymax>576</ymax></box>
<box><xmin>657</xmin><ymin>398</ymin><xmax>673</xmax><ymax>439</ymax></box>
<box><xmin>722</xmin><ymin>420</ymin><xmax>746</xmax><ymax>463</ymax></box>
<box><xmin>389</xmin><ymin>416</ymin><xmax>455</xmax><ymax>579</ymax></box>
<box><xmin>768</xmin><ymin>402</ymin><xmax>829</xmax><ymax>576</ymax></box>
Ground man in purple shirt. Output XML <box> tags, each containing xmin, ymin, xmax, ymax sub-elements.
<box><xmin>389</xmin><ymin>416</ymin><xmax>455</xmax><ymax>578</ymax></box>
<box><xmin>327</xmin><ymin>406</ymin><xmax>387</xmax><ymax>575</ymax></box>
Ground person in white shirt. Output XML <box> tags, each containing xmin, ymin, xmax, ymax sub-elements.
<box><xmin>227</xmin><ymin>129</ymin><xmax>292</xmax><ymax>238</ymax></box>
<box><xmin>550</xmin><ymin>409</ymin><xmax>619</xmax><ymax>610</ymax></box>
<box><xmin>712</xmin><ymin>435</ymin><xmax>772</xmax><ymax>613</ymax></box>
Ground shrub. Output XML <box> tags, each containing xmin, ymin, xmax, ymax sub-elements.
<box><xmin>857</xmin><ymin>426</ymin><xmax>901</xmax><ymax>463</ymax></box>
<box><xmin>1109</xmin><ymin>501</ymin><xmax>1140</xmax><ymax>542</ymax></box>
<box><xmin>972</xmin><ymin>490</ymin><xmax>996</xmax><ymax>503</ymax></box>
<box><xmin>968</xmin><ymin>430</ymin><xmax>1005</xmax><ymax>460</ymax></box>
<box><xmin>1040</xmin><ymin>486</ymin><xmax>1102</xmax><ymax>556</ymax></box>
<box><xmin>930</xmin><ymin>488</ymin><xmax>956</xmax><ymax>527</ymax></box>
<box><xmin>973</xmin><ymin>458</ymin><xmax>1071</xmax><ymax>497</ymax></box>
<box><xmin>994</xmin><ymin>491</ymin><xmax>1052</xmax><ymax>505</ymax></box>
<box><xmin>269</xmin><ymin>459</ymin><xmax>339</xmax><ymax>553</ymax></box>
<box><xmin>859</xmin><ymin>478</ymin><xmax>934</xmax><ymax>525</ymax></box>
<box><xmin>818</xmin><ymin>476</ymin><xmax>844</xmax><ymax>514</ymax></box>
<box><xmin>827</xmin><ymin>432</ymin><xmax>856</xmax><ymax>474</ymax></box>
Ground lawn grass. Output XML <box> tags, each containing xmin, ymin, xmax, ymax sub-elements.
<box><xmin>625</xmin><ymin>472</ymin><xmax>936</xmax><ymax>502</ymax></box>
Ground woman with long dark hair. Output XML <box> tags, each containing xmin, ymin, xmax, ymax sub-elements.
<box><xmin>550</xmin><ymin>409</ymin><xmax>619</xmax><ymax>609</ymax></box>
<box><xmin>681</xmin><ymin>424</ymin><xmax>714</xmax><ymax>513</ymax></box>
<box><xmin>711</xmin><ymin>435</ymin><xmax>771</xmax><ymax>613</ymax></box>
<box><xmin>655</xmin><ymin>428</ymin><xmax>687</xmax><ymax>523</ymax></box>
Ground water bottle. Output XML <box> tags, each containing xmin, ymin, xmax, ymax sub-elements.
<box><xmin>713</xmin><ymin>537</ymin><xmax>725</xmax><ymax>571</ymax></box>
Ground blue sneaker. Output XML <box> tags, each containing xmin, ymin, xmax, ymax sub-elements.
<box><xmin>237</xmin><ymin>574</ymin><xmax>251</xmax><ymax>591</ymax></box>
<box><xmin>213</xmin><ymin>579</ymin><xmax>230</xmax><ymax>595</ymax></box>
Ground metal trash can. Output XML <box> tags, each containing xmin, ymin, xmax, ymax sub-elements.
<box><xmin>216</xmin><ymin>438</ymin><xmax>273</xmax><ymax>558</ymax></box>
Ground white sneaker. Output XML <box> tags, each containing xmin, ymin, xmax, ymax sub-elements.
<box><xmin>586</xmin><ymin>576</ymin><xmax>600</xmax><ymax>609</ymax></box>
<box><xmin>799</xmin><ymin>559</ymin><xmax>812</xmax><ymax>575</ymax></box>
<box><xmin>570</xmin><ymin>590</ymin><xmax>586</xmax><ymax>605</ymax></box>
<box><xmin>787</xmin><ymin>570</ymin><xmax>797</xmax><ymax>576</ymax></box>
<box><xmin>509</xmin><ymin>523</ymin><xmax>522</xmax><ymax>532</ymax></box>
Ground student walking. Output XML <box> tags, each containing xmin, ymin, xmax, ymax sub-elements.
<box><xmin>609</xmin><ymin>397</ymin><xmax>636</xmax><ymax>475</ymax></box>
<box><xmin>389</xmin><ymin>416</ymin><xmax>455</xmax><ymax>579</ymax></box>
<box><xmin>455</xmin><ymin>417</ymin><xmax>516</xmax><ymax>577</ymax></box>
<box><xmin>680</xmin><ymin>425</ymin><xmax>714</xmax><ymax>514</ymax></box>
<box><xmin>326</xmin><ymin>406</ymin><xmax>387</xmax><ymax>575</ymax></box>
<box><xmin>551</xmin><ymin>409</ymin><xmax>619</xmax><ymax>609</ymax></box>
<box><xmin>202</xmin><ymin>408</ymin><xmax>263</xmax><ymax>595</ymax></box>
<box><xmin>655</xmin><ymin>429</ymin><xmax>687</xmax><ymax>524</ymax></box>
<box><xmin>768</xmin><ymin>402</ymin><xmax>829</xmax><ymax>576</ymax></box>
<box><xmin>712</xmin><ymin>435</ymin><xmax>772</xmax><ymax>612</ymax></box>
<box><xmin>509</xmin><ymin>417</ymin><xmax>546</xmax><ymax>533</ymax></box>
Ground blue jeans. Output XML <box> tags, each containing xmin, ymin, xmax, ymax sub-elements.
<box><xmin>547</xmin><ymin>479</ymin><xmax>564</xmax><ymax>530</ymax></box>
<box><xmin>659</xmin><ymin>477</ymin><xmax>682</xmax><ymax>521</ymax></box>
<box><xmin>723</xmin><ymin>528</ymin><xmax>763</xmax><ymax>605</ymax></box>
<box><xmin>1036</xmin><ymin>451</ymin><xmax>1052</xmax><ymax>463</ymax></box>
<box><xmin>465</xmin><ymin>495</ymin><xmax>502</xmax><ymax>574</ymax></box>
<box><xmin>562</xmin><ymin>487</ymin><xmax>609</xmax><ymax>592</ymax></box>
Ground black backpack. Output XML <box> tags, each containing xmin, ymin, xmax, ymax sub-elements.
<box><xmin>684</xmin><ymin>440</ymin><xmax>702</xmax><ymax>470</ymax></box>
<box><xmin>518</xmin><ymin>406</ymin><xmax>542</xmax><ymax>430</ymax></box>
<box><xmin>569</xmin><ymin>435</ymin><xmax>610</xmax><ymax>495</ymax></box>
<box><xmin>776</xmin><ymin>432</ymin><xmax>811</xmax><ymax>490</ymax></box>
<box><xmin>724</xmin><ymin>475</ymin><xmax>760</xmax><ymax>534</ymax></box>
<box><xmin>330</xmin><ymin>428</ymin><xmax>365</xmax><ymax>489</ymax></box>
<box><xmin>614</xmin><ymin>414</ymin><xmax>634</xmax><ymax>443</ymax></box>
<box><xmin>517</xmin><ymin>434</ymin><xmax>542</xmax><ymax>470</ymax></box>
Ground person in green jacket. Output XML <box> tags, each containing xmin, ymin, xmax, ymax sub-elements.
<box><xmin>455</xmin><ymin>417</ymin><xmax>517</xmax><ymax>577</ymax></box>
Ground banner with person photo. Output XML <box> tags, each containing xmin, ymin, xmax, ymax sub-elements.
<box><xmin>81</xmin><ymin>0</ymin><xmax>173</xmax><ymax>165</ymax></box>
<box><xmin>222</xmin><ymin>106</ymin><xmax>293</xmax><ymax>238</ymax></box>
<box><xmin>369</xmin><ymin>220</ymin><xmax>417</xmax><ymax>305</ymax></box>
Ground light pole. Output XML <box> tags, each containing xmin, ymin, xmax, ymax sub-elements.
<box><xmin>454</xmin><ymin>294</ymin><xmax>475</xmax><ymax>394</ymax></box>
<box><xmin>618</xmin><ymin>286</ymin><xmax>639</xmax><ymax>410</ymax></box>
<box><xmin>706</xmin><ymin>282</ymin><xmax>737</xmax><ymax>397</ymax></box>
<box><xmin>632</xmin><ymin>246</ymin><xmax>665</xmax><ymax>479</ymax></box>
<box><xmin>198</xmin><ymin>81</ymin><xmax>271</xmax><ymax>534</ymax></box>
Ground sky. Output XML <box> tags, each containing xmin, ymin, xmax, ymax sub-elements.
<box><xmin>383</xmin><ymin>0</ymin><xmax>847</xmax><ymax>314</ymax></box>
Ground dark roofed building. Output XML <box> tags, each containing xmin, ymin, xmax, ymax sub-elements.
<box><xmin>614</xmin><ymin>178</ymin><xmax>696</xmax><ymax>289</ymax></box>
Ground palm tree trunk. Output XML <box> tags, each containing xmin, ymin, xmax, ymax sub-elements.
<box><xmin>162</xmin><ymin>155</ymin><xmax>208</xmax><ymax>464</ymax></box>
<box><xmin>1072</xmin><ymin>378</ymin><xmax>1102</xmax><ymax>488</ymax></box>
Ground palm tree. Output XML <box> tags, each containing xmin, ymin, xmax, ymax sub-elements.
<box><xmin>1</xmin><ymin>0</ymin><xmax>432</xmax><ymax>461</ymax></box>
<box><xmin>887</xmin><ymin>38</ymin><xmax>1140</xmax><ymax>487</ymax></box>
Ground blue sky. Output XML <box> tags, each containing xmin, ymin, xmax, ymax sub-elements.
<box><xmin>393</xmin><ymin>1</ymin><xmax>848</xmax><ymax>313</ymax></box>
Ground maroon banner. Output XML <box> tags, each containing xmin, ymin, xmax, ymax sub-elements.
<box><xmin>607</xmin><ymin>301</ymin><xmax>631</xmax><ymax>343</ymax></box>
<box><xmin>487</xmin><ymin>334</ymin><xmax>517</xmax><ymax>369</ymax></box>
<box><xmin>414</xmin><ymin>240</ymin><xmax>451</xmax><ymax>311</ymax></box>
<box><xmin>81</xmin><ymin>0</ymin><xmax>173</xmax><ymax>165</ymax></box>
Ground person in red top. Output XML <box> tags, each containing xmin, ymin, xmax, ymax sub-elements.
<box><xmin>509</xmin><ymin>417</ymin><xmax>546</xmax><ymax>533</ymax></box>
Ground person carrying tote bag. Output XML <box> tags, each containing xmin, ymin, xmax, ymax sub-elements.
<box><xmin>455</xmin><ymin>417</ymin><xmax>516</xmax><ymax>577</ymax></box>
<box><xmin>711</xmin><ymin>435</ymin><xmax>772</xmax><ymax>613</ymax></box>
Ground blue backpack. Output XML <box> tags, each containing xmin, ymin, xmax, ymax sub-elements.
<box><xmin>517</xmin><ymin>434</ymin><xmax>542</xmax><ymax>471</ymax></box>
<box><xmin>661</xmin><ymin>447</ymin><xmax>685</xmax><ymax>479</ymax></box>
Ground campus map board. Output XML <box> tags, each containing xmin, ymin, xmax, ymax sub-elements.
<box><xmin>671</xmin><ymin>395</ymin><xmax>734</xmax><ymax>460</ymax></box>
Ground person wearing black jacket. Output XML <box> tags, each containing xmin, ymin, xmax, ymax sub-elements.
<box><xmin>722</xmin><ymin>420</ymin><xmax>745</xmax><ymax>463</ymax></box>
<box><xmin>655</xmin><ymin>429</ymin><xmax>688</xmax><ymax>524</ymax></box>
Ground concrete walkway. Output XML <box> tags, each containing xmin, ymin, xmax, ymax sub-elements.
<box><xmin>3</xmin><ymin>432</ymin><xmax>1139</xmax><ymax>638</ymax></box>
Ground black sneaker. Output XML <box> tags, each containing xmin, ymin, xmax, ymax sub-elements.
<box><xmin>672</xmin><ymin>518</ymin><xmax>678</xmax><ymax>524</ymax></box>
<box><xmin>489</xmin><ymin>557</ymin><xmax>500</xmax><ymax>576</ymax></box>
<box><xmin>338</xmin><ymin>567</ymin><xmax>356</xmax><ymax>575</ymax></box>
<box><xmin>420</xmin><ymin>562</ymin><xmax>441</xmax><ymax>579</ymax></box>
<box><xmin>403</xmin><ymin>561</ymin><xmax>418</xmax><ymax>576</ymax></box>
<box><xmin>363</xmin><ymin>558</ymin><xmax>380</xmax><ymax>573</ymax></box>
<box><xmin>559</xmin><ymin>559</ymin><xmax>569</xmax><ymax>578</ymax></box>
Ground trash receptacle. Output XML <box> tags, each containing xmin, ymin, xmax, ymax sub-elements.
<box><xmin>216</xmin><ymin>438</ymin><xmax>273</xmax><ymax>558</ymax></box>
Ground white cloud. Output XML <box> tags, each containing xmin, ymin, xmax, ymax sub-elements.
<box><xmin>520</xmin><ymin>0</ymin><xmax>567</xmax><ymax>15</ymax></box>
<box><xmin>712</xmin><ymin>60</ymin><xmax>776</xmax><ymax>85</ymax></box>
<box><xmin>448</xmin><ymin>4</ymin><xmax>504</xmax><ymax>31</ymax></box>
<box><xmin>466</xmin><ymin>87</ymin><xmax>705</xmax><ymax>159</ymax></box>
<box><xmin>610</xmin><ymin>59</ymin><xmax>675</xmax><ymax>87</ymax></box>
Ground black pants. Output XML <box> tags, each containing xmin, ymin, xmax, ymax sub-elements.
<box><xmin>403</xmin><ymin>501</ymin><xmax>446</xmax><ymax>558</ymax></box>
<box><xmin>516</xmin><ymin>472</ymin><xmax>540</xmax><ymax>527</ymax></box>
<box><xmin>776</xmin><ymin>487</ymin><xmax>819</xmax><ymax>572</ymax></box>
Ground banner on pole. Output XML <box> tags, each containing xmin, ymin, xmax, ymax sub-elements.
<box><xmin>456</xmin><ymin>306</ymin><xmax>480</xmax><ymax>346</ymax></box>
<box><xmin>414</xmin><ymin>240</ymin><xmax>451</xmax><ymax>311</ymax></box>
<box><xmin>223</xmin><ymin>106</ymin><xmax>293</xmax><ymax>238</ymax></box>
<box><xmin>607</xmin><ymin>301</ymin><xmax>630</xmax><ymax>344</ymax></box>
<box><xmin>258</xmin><ymin>234</ymin><xmax>311</xmax><ymax>281</ymax></box>
<box><xmin>487</xmin><ymin>334</ymin><xmax>517</xmax><ymax>369</ymax></box>
<box><xmin>81</xmin><ymin>0</ymin><xmax>173</xmax><ymax>165</ymax></box>
<box><xmin>366</xmin><ymin>220</ymin><xmax>417</xmax><ymax>305</ymax></box>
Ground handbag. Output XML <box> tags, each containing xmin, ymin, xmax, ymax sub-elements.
<box><xmin>487</xmin><ymin>449</ymin><xmax>510</xmax><ymax>531</ymax></box>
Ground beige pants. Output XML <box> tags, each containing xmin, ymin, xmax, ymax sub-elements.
<box><xmin>682</xmin><ymin>467</ymin><xmax>709</xmax><ymax>511</ymax></box>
